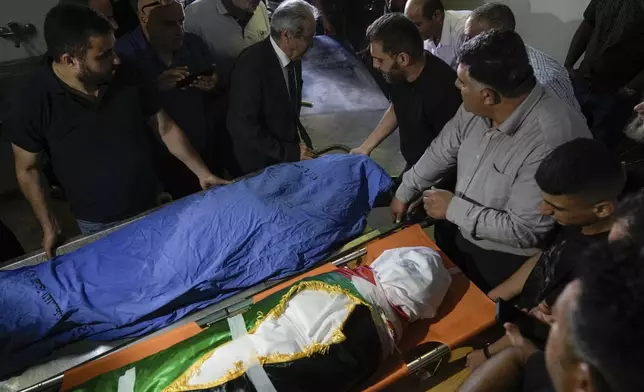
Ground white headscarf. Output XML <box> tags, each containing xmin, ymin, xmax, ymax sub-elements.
<box><xmin>371</xmin><ymin>247</ymin><xmax>452</xmax><ymax>322</ymax></box>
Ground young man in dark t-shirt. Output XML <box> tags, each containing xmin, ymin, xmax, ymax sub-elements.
<box><xmin>460</xmin><ymin>235</ymin><xmax>644</xmax><ymax>392</ymax></box>
<box><xmin>350</xmin><ymin>13</ymin><xmax>461</xmax><ymax>170</ymax></box>
<box><xmin>7</xmin><ymin>5</ymin><xmax>228</xmax><ymax>258</ymax></box>
<box><xmin>466</xmin><ymin>138</ymin><xmax>626</xmax><ymax>370</ymax></box>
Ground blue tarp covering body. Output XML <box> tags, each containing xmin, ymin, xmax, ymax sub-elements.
<box><xmin>0</xmin><ymin>155</ymin><xmax>393</xmax><ymax>379</ymax></box>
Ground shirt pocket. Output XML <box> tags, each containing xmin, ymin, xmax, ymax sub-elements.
<box><xmin>484</xmin><ymin>164</ymin><xmax>512</xmax><ymax>209</ymax></box>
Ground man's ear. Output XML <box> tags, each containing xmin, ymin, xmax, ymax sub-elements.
<box><xmin>481</xmin><ymin>88</ymin><xmax>499</xmax><ymax>105</ymax></box>
<box><xmin>433</xmin><ymin>9</ymin><xmax>444</xmax><ymax>23</ymax></box>
<box><xmin>573</xmin><ymin>362</ymin><xmax>594</xmax><ymax>392</ymax></box>
<box><xmin>398</xmin><ymin>52</ymin><xmax>411</xmax><ymax>67</ymax></box>
<box><xmin>280</xmin><ymin>29</ymin><xmax>291</xmax><ymax>42</ymax></box>
<box><xmin>593</xmin><ymin>201</ymin><xmax>615</xmax><ymax>219</ymax></box>
<box><xmin>59</xmin><ymin>53</ymin><xmax>76</xmax><ymax>68</ymax></box>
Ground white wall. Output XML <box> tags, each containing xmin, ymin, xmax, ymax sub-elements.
<box><xmin>0</xmin><ymin>0</ymin><xmax>57</xmax><ymax>62</ymax></box>
<box><xmin>0</xmin><ymin>0</ymin><xmax>591</xmax><ymax>63</ymax></box>
<box><xmin>446</xmin><ymin>0</ymin><xmax>591</xmax><ymax>63</ymax></box>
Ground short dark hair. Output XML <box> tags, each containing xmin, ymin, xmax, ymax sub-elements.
<box><xmin>614</xmin><ymin>192</ymin><xmax>644</xmax><ymax>240</ymax></box>
<box><xmin>44</xmin><ymin>4</ymin><xmax>112</xmax><ymax>61</ymax></box>
<box><xmin>366</xmin><ymin>13</ymin><xmax>424</xmax><ymax>63</ymax></box>
<box><xmin>421</xmin><ymin>0</ymin><xmax>444</xmax><ymax>19</ymax></box>
<box><xmin>457</xmin><ymin>29</ymin><xmax>535</xmax><ymax>98</ymax></box>
<box><xmin>470</xmin><ymin>2</ymin><xmax>516</xmax><ymax>31</ymax></box>
<box><xmin>535</xmin><ymin>138</ymin><xmax>626</xmax><ymax>203</ymax></box>
<box><xmin>571</xmin><ymin>241</ymin><xmax>644</xmax><ymax>392</ymax></box>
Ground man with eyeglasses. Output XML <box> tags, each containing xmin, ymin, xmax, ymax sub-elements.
<box><xmin>116</xmin><ymin>0</ymin><xmax>221</xmax><ymax>198</ymax></box>
<box><xmin>391</xmin><ymin>30</ymin><xmax>590</xmax><ymax>292</ymax></box>
<box><xmin>226</xmin><ymin>0</ymin><xmax>316</xmax><ymax>175</ymax></box>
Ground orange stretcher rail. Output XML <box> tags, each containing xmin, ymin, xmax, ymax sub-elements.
<box><xmin>61</xmin><ymin>225</ymin><xmax>495</xmax><ymax>391</ymax></box>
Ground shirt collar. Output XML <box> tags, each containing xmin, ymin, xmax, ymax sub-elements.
<box><xmin>270</xmin><ymin>36</ymin><xmax>291</xmax><ymax>68</ymax></box>
<box><xmin>495</xmin><ymin>83</ymin><xmax>546</xmax><ymax>135</ymax></box>
<box><xmin>214</xmin><ymin>0</ymin><xmax>228</xmax><ymax>15</ymax></box>
<box><xmin>44</xmin><ymin>59</ymin><xmax>110</xmax><ymax>105</ymax></box>
<box><xmin>132</xmin><ymin>26</ymin><xmax>150</xmax><ymax>51</ymax></box>
<box><xmin>43</xmin><ymin>59</ymin><xmax>66</xmax><ymax>95</ymax></box>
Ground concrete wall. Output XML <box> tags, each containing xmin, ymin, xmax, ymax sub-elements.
<box><xmin>446</xmin><ymin>0</ymin><xmax>591</xmax><ymax>63</ymax></box>
<box><xmin>0</xmin><ymin>1</ymin><xmax>55</xmax><ymax>194</ymax></box>
<box><xmin>0</xmin><ymin>0</ymin><xmax>56</xmax><ymax>63</ymax></box>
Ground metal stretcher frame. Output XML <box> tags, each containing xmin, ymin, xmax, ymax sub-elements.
<box><xmin>1</xmin><ymin>144</ymin><xmax>355</xmax><ymax>272</ymax></box>
<box><xmin>40</xmin><ymin>225</ymin><xmax>495</xmax><ymax>392</ymax></box>
<box><xmin>0</xmin><ymin>144</ymin><xmax>388</xmax><ymax>391</ymax></box>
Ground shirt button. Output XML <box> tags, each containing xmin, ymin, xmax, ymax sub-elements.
<box><xmin>476</xmin><ymin>155</ymin><xmax>480</xmax><ymax>159</ymax></box>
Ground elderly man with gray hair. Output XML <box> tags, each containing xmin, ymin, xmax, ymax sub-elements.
<box><xmin>227</xmin><ymin>0</ymin><xmax>317</xmax><ymax>175</ymax></box>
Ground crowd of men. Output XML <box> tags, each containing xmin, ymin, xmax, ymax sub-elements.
<box><xmin>1</xmin><ymin>0</ymin><xmax>644</xmax><ymax>390</ymax></box>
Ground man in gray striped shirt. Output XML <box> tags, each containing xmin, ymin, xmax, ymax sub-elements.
<box><xmin>391</xmin><ymin>30</ymin><xmax>591</xmax><ymax>291</ymax></box>
<box><xmin>463</xmin><ymin>2</ymin><xmax>582</xmax><ymax>115</ymax></box>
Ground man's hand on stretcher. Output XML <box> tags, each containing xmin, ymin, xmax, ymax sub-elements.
<box><xmin>391</xmin><ymin>188</ymin><xmax>454</xmax><ymax>223</ymax></box>
<box><xmin>199</xmin><ymin>173</ymin><xmax>231</xmax><ymax>189</ymax></box>
<box><xmin>300</xmin><ymin>143</ymin><xmax>316</xmax><ymax>161</ymax></box>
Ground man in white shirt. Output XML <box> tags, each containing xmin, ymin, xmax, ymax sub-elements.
<box><xmin>185</xmin><ymin>0</ymin><xmax>270</xmax><ymax>80</ymax></box>
<box><xmin>404</xmin><ymin>0</ymin><xmax>470</xmax><ymax>69</ymax></box>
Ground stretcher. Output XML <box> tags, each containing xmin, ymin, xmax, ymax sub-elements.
<box><xmin>35</xmin><ymin>224</ymin><xmax>494</xmax><ymax>392</ymax></box>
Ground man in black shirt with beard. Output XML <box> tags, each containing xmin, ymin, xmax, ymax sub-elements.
<box><xmin>351</xmin><ymin>13</ymin><xmax>461</xmax><ymax>172</ymax></box>
<box><xmin>6</xmin><ymin>5</ymin><xmax>228</xmax><ymax>258</ymax></box>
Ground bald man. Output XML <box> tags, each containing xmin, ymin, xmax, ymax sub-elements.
<box><xmin>116</xmin><ymin>0</ymin><xmax>223</xmax><ymax>198</ymax></box>
<box><xmin>404</xmin><ymin>0</ymin><xmax>470</xmax><ymax>69</ymax></box>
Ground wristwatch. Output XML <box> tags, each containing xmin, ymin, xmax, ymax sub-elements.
<box><xmin>483</xmin><ymin>344</ymin><xmax>492</xmax><ymax>359</ymax></box>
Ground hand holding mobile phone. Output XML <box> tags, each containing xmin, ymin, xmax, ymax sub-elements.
<box><xmin>495</xmin><ymin>299</ymin><xmax>551</xmax><ymax>349</ymax></box>
<box><xmin>175</xmin><ymin>65</ymin><xmax>217</xmax><ymax>89</ymax></box>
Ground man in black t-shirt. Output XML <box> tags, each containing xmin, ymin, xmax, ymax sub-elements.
<box><xmin>350</xmin><ymin>13</ymin><xmax>461</xmax><ymax>170</ymax></box>
<box><xmin>466</xmin><ymin>138</ymin><xmax>625</xmax><ymax>369</ymax></box>
<box><xmin>7</xmin><ymin>5</ymin><xmax>228</xmax><ymax>258</ymax></box>
<box><xmin>460</xmin><ymin>236</ymin><xmax>644</xmax><ymax>392</ymax></box>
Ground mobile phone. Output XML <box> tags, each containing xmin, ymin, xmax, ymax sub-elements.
<box><xmin>175</xmin><ymin>64</ymin><xmax>217</xmax><ymax>89</ymax></box>
<box><xmin>495</xmin><ymin>300</ymin><xmax>551</xmax><ymax>349</ymax></box>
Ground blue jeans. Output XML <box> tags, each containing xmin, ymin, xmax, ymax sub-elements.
<box><xmin>76</xmin><ymin>220</ymin><xmax>118</xmax><ymax>236</ymax></box>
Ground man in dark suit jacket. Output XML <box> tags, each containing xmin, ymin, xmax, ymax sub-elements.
<box><xmin>227</xmin><ymin>0</ymin><xmax>317</xmax><ymax>175</ymax></box>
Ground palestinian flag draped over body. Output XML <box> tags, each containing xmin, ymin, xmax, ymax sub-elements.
<box><xmin>73</xmin><ymin>272</ymin><xmax>387</xmax><ymax>392</ymax></box>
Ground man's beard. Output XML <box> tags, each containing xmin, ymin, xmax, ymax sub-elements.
<box><xmin>382</xmin><ymin>64</ymin><xmax>405</xmax><ymax>84</ymax></box>
<box><xmin>625</xmin><ymin>115</ymin><xmax>644</xmax><ymax>143</ymax></box>
<box><xmin>78</xmin><ymin>62</ymin><xmax>113</xmax><ymax>87</ymax></box>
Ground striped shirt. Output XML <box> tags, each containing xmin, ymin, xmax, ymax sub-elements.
<box><xmin>527</xmin><ymin>45</ymin><xmax>582</xmax><ymax>115</ymax></box>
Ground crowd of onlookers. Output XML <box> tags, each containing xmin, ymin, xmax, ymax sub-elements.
<box><xmin>1</xmin><ymin>0</ymin><xmax>644</xmax><ymax>389</ymax></box>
